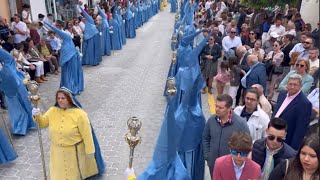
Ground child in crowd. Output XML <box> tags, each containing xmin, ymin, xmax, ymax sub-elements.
<box><xmin>214</xmin><ymin>61</ymin><xmax>231</xmax><ymax>95</ymax></box>
<box><xmin>228</xmin><ymin>56</ymin><xmax>246</xmax><ymax>108</ymax></box>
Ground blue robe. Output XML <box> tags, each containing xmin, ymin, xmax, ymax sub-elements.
<box><xmin>0</xmin><ymin>128</ymin><xmax>17</xmax><ymax>164</ymax></box>
<box><xmin>44</xmin><ymin>22</ymin><xmax>84</xmax><ymax>95</ymax></box>
<box><xmin>175</xmin><ymin>33</ymin><xmax>210</xmax><ymax>180</ymax></box>
<box><xmin>143</xmin><ymin>2</ymin><xmax>149</xmax><ymax>22</ymax></box>
<box><xmin>131</xmin><ymin>5</ymin><xmax>138</xmax><ymax>29</ymax></box>
<box><xmin>109</xmin><ymin>18</ymin><xmax>122</xmax><ymax>50</ymax></box>
<box><xmin>116</xmin><ymin>8</ymin><xmax>127</xmax><ymax>45</ymax></box>
<box><xmin>138</xmin><ymin>84</ymin><xmax>190</xmax><ymax>180</ymax></box>
<box><xmin>171</xmin><ymin>0</ymin><xmax>177</xmax><ymax>13</ymax></box>
<box><xmin>98</xmin><ymin>7</ymin><xmax>112</xmax><ymax>56</ymax></box>
<box><xmin>0</xmin><ymin>48</ymin><xmax>36</xmax><ymax>135</ymax></box>
<box><xmin>80</xmin><ymin>7</ymin><xmax>102</xmax><ymax>66</ymax></box>
<box><xmin>125</xmin><ymin>1</ymin><xmax>137</xmax><ymax>38</ymax></box>
<box><xmin>136</xmin><ymin>1</ymin><xmax>143</xmax><ymax>27</ymax></box>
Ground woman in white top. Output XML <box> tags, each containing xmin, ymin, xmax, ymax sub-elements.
<box><xmin>248</xmin><ymin>40</ymin><xmax>265</xmax><ymax>62</ymax></box>
<box><xmin>265</xmin><ymin>41</ymin><xmax>284</xmax><ymax>99</ymax></box>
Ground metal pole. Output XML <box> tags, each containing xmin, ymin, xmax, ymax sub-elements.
<box><xmin>27</xmin><ymin>81</ymin><xmax>47</xmax><ymax>180</ymax></box>
<box><xmin>52</xmin><ymin>0</ymin><xmax>58</xmax><ymax>21</ymax></box>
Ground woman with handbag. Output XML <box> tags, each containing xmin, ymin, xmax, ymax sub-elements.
<box><xmin>269</xmin><ymin>134</ymin><xmax>319</xmax><ymax>180</ymax></box>
<box><xmin>265</xmin><ymin>41</ymin><xmax>284</xmax><ymax>100</ymax></box>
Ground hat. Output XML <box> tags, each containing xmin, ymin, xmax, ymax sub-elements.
<box><xmin>270</xmin><ymin>32</ymin><xmax>279</xmax><ymax>38</ymax></box>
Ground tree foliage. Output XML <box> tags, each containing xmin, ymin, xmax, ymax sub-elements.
<box><xmin>240</xmin><ymin>0</ymin><xmax>299</xmax><ymax>9</ymax></box>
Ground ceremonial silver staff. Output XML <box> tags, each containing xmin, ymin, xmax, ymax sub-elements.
<box><xmin>79</xmin><ymin>34</ymin><xmax>84</xmax><ymax>58</ymax></box>
<box><xmin>110</xmin><ymin>27</ymin><xmax>115</xmax><ymax>55</ymax></box>
<box><xmin>125</xmin><ymin>116</ymin><xmax>142</xmax><ymax>169</ymax></box>
<box><xmin>27</xmin><ymin>81</ymin><xmax>47</xmax><ymax>180</ymax></box>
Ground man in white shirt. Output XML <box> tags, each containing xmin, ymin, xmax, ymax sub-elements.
<box><xmin>222</xmin><ymin>28</ymin><xmax>242</xmax><ymax>55</ymax></box>
<box><xmin>216</xmin><ymin>18</ymin><xmax>225</xmax><ymax>36</ymax></box>
<box><xmin>289</xmin><ymin>32</ymin><xmax>313</xmax><ymax>59</ymax></box>
<box><xmin>205</xmin><ymin>0</ymin><xmax>214</xmax><ymax>10</ymax></box>
<box><xmin>308</xmin><ymin>47</ymin><xmax>319</xmax><ymax>75</ymax></box>
<box><xmin>268</xmin><ymin>18</ymin><xmax>285</xmax><ymax>39</ymax></box>
<box><xmin>11</xmin><ymin>14</ymin><xmax>28</xmax><ymax>44</ymax></box>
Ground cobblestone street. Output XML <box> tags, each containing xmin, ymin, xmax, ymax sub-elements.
<box><xmin>0</xmin><ymin>7</ymin><xmax>212</xmax><ymax>180</ymax></box>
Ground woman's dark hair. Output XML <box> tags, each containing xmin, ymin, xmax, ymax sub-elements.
<box><xmin>229</xmin><ymin>56</ymin><xmax>239</xmax><ymax>67</ymax></box>
<box><xmin>228</xmin><ymin>132</ymin><xmax>253</xmax><ymax>153</ymax></box>
<box><xmin>284</xmin><ymin>134</ymin><xmax>319</xmax><ymax>180</ymax></box>
<box><xmin>220</xmin><ymin>60</ymin><xmax>229</xmax><ymax>69</ymax></box>
<box><xmin>284</xmin><ymin>34</ymin><xmax>295</xmax><ymax>41</ymax></box>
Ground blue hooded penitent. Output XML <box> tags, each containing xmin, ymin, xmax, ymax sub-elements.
<box><xmin>97</xmin><ymin>6</ymin><xmax>112</xmax><ymax>56</ymax></box>
<box><xmin>80</xmin><ymin>7</ymin><xmax>102</xmax><ymax>66</ymax></box>
<box><xmin>44</xmin><ymin>22</ymin><xmax>84</xmax><ymax>95</ymax></box>
<box><xmin>109</xmin><ymin>6</ymin><xmax>122</xmax><ymax>50</ymax></box>
<box><xmin>174</xmin><ymin>31</ymin><xmax>212</xmax><ymax>180</ymax></box>
<box><xmin>0</xmin><ymin>48</ymin><xmax>36</xmax><ymax>135</ymax></box>
<box><xmin>125</xmin><ymin>0</ymin><xmax>137</xmax><ymax>38</ymax></box>
<box><xmin>138</xmin><ymin>89</ymin><xmax>190</xmax><ymax>180</ymax></box>
<box><xmin>136</xmin><ymin>0</ymin><xmax>143</xmax><ymax>27</ymax></box>
<box><xmin>170</xmin><ymin>0</ymin><xmax>177</xmax><ymax>13</ymax></box>
<box><xmin>116</xmin><ymin>6</ymin><xmax>127</xmax><ymax>45</ymax></box>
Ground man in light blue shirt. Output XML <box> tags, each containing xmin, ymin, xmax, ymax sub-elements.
<box><xmin>289</xmin><ymin>32</ymin><xmax>313</xmax><ymax>59</ymax></box>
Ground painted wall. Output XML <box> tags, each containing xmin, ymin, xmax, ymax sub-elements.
<box><xmin>300</xmin><ymin>0</ymin><xmax>319</xmax><ymax>30</ymax></box>
<box><xmin>0</xmin><ymin>1</ymin><xmax>11</xmax><ymax>21</ymax></box>
<box><xmin>30</xmin><ymin>0</ymin><xmax>48</xmax><ymax>21</ymax></box>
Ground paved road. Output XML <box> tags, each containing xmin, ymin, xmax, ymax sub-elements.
<box><xmin>0</xmin><ymin>7</ymin><xmax>213</xmax><ymax>180</ymax></box>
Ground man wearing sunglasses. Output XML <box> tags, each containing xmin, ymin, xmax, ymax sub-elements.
<box><xmin>289</xmin><ymin>31</ymin><xmax>313</xmax><ymax>60</ymax></box>
<box><xmin>252</xmin><ymin>118</ymin><xmax>296</xmax><ymax>180</ymax></box>
<box><xmin>213</xmin><ymin>132</ymin><xmax>261</xmax><ymax>180</ymax></box>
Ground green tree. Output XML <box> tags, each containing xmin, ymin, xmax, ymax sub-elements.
<box><xmin>240</xmin><ymin>0</ymin><xmax>299</xmax><ymax>9</ymax></box>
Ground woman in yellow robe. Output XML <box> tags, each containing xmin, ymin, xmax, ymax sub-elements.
<box><xmin>32</xmin><ymin>88</ymin><xmax>99</xmax><ymax>180</ymax></box>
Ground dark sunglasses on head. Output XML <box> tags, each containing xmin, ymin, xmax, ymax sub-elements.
<box><xmin>267</xmin><ymin>135</ymin><xmax>285</xmax><ymax>142</ymax></box>
<box><xmin>231</xmin><ymin>150</ymin><xmax>248</xmax><ymax>157</ymax></box>
<box><xmin>295</xmin><ymin>64</ymin><xmax>305</xmax><ymax>68</ymax></box>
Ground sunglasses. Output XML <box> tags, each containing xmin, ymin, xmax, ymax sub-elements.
<box><xmin>209</xmin><ymin>39</ymin><xmax>214</xmax><ymax>40</ymax></box>
<box><xmin>267</xmin><ymin>135</ymin><xmax>285</xmax><ymax>143</ymax></box>
<box><xmin>231</xmin><ymin>150</ymin><xmax>248</xmax><ymax>157</ymax></box>
<box><xmin>295</xmin><ymin>64</ymin><xmax>305</xmax><ymax>68</ymax></box>
<box><xmin>304</xmin><ymin>41</ymin><xmax>312</xmax><ymax>44</ymax></box>
<box><xmin>250</xmin><ymin>33</ymin><xmax>255</xmax><ymax>35</ymax></box>
<box><xmin>230</xmin><ymin>32</ymin><xmax>236</xmax><ymax>34</ymax></box>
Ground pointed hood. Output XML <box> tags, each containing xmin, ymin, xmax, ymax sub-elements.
<box><xmin>44</xmin><ymin>22</ymin><xmax>78</xmax><ymax>66</ymax></box>
<box><xmin>180</xmin><ymin>30</ymin><xmax>202</xmax><ymax>47</ymax></box>
<box><xmin>80</xmin><ymin>7</ymin><xmax>99</xmax><ymax>40</ymax></box>
<box><xmin>97</xmin><ymin>6</ymin><xmax>110</xmax><ymax>28</ymax></box>
<box><xmin>126</xmin><ymin>0</ymin><xmax>134</xmax><ymax>20</ymax></box>
<box><xmin>182</xmin><ymin>1</ymin><xmax>194</xmax><ymax>26</ymax></box>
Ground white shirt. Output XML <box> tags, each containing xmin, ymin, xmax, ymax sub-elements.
<box><xmin>12</xmin><ymin>21</ymin><xmax>28</xmax><ymax>43</ymax></box>
<box><xmin>205</xmin><ymin>1</ymin><xmax>213</xmax><ymax>10</ymax></box>
<box><xmin>307</xmin><ymin>88</ymin><xmax>319</xmax><ymax>109</ymax></box>
<box><xmin>79</xmin><ymin>21</ymin><xmax>85</xmax><ymax>31</ymax></box>
<box><xmin>22</xmin><ymin>10</ymin><xmax>32</xmax><ymax>23</ymax></box>
<box><xmin>268</xmin><ymin>25</ymin><xmax>286</xmax><ymax>37</ymax></box>
<box><xmin>218</xmin><ymin>24</ymin><xmax>225</xmax><ymax>36</ymax></box>
<box><xmin>232</xmin><ymin>158</ymin><xmax>245</xmax><ymax>180</ymax></box>
<box><xmin>234</xmin><ymin>105</ymin><xmax>270</xmax><ymax>142</ymax></box>
<box><xmin>284</xmin><ymin>29</ymin><xmax>296</xmax><ymax>37</ymax></box>
<box><xmin>222</xmin><ymin>36</ymin><xmax>242</xmax><ymax>52</ymax></box>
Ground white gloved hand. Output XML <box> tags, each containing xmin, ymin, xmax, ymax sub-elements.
<box><xmin>32</xmin><ymin>108</ymin><xmax>40</xmax><ymax>116</ymax></box>
<box><xmin>124</xmin><ymin>168</ymin><xmax>136</xmax><ymax>180</ymax></box>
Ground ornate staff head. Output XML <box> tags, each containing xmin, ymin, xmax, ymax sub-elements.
<box><xmin>125</xmin><ymin>117</ymin><xmax>142</xmax><ymax>168</ymax></box>
<box><xmin>27</xmin><ymin>80</ymin><xmax>41</xmax><ymax>108</ymax></box>
<box><xmin>166</xmin><ymin>77</ymin><xmax>177</xmax><ymax>96</ymax></box>
<box><xmin>171</xmin><ymin>51</ymin><xmax>177</xmax><ymax>64</ymax></box>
